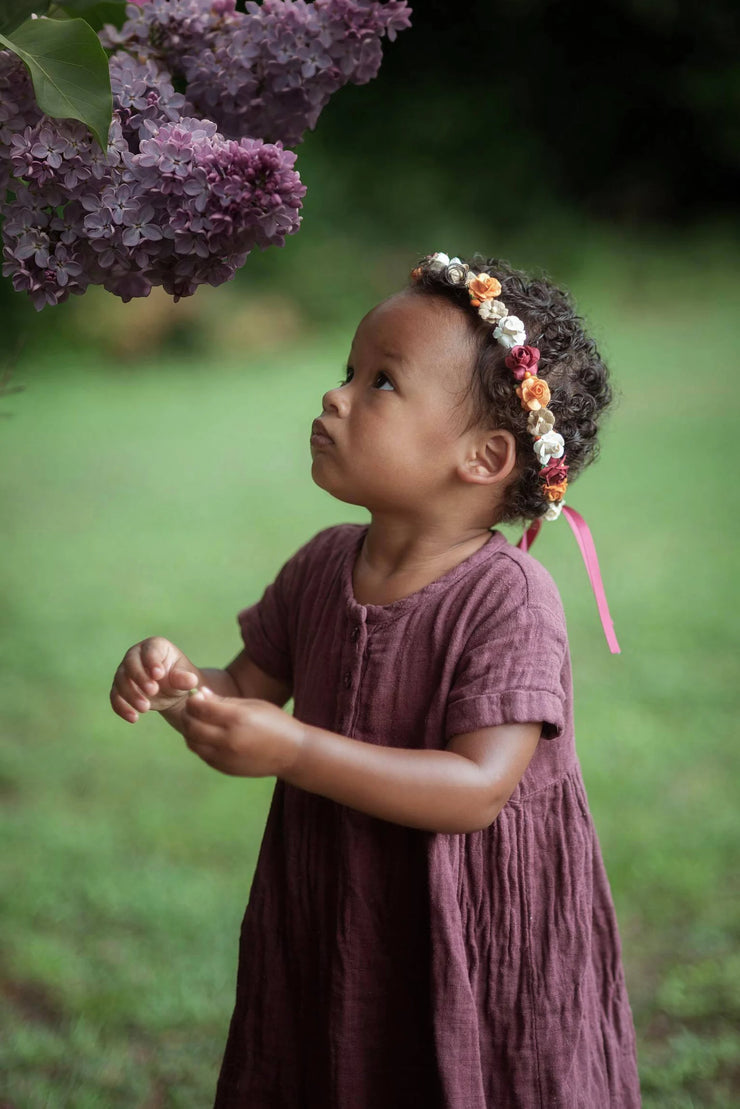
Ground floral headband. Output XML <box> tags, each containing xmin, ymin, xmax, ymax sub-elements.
<box><xmin>411</xmin><ymin>252</ymin><xmax>567</xmax><ymax>521</ymax></box>
<box><xmin>409</xmin><ymin>251</ymin><xmax>621</xmax><ymax>653</ymax></box>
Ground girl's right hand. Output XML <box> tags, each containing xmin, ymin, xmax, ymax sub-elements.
<box><xmin>110</xmin><ymin>636</ymin><xmax>201</xmax><ymax>723</ymax></box>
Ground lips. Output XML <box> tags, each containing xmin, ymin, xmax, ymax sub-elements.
<box><xmin>311</xmin><ymin>418</ymin><xmax>335</xmax><ymax>445</ymax></box>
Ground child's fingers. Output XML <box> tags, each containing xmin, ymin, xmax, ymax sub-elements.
<box><xmin>181</xmin><ymin>708</ymin><xmax>225</xmax><ymax>749</ymax></box>
<box><xmin>110</xmin><ymin>688</ymin><xmax>139</xmax><ymax>724</ymax></box>
<box><xmin>138</xmin><ymin>640</ymin><xmax>198</xmax><ymax>691</ymax></box>
<box><xmin>139</xmin><ymin>638</ymin><xmax>183</xmax><ymax>684</ymax></box>
<box><xmin>122</xmin><ymin>647</ymin><xmax>159</xmax><ymax>696</ymax></box>
<box><xmin>117</xmin><ymin>671</ymin><xmax>151</xmax><ymax>712</ymax></box>
<box><xmin>114</xmin><ymin>664</ymin><xmax>152</xmax><ymax>710</ymax></box>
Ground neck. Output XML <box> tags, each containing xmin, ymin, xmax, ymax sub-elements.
<box><xmin>351</xmin><ymin>514</ymin><xmax>494</xmax><ymax>605</ymax></box>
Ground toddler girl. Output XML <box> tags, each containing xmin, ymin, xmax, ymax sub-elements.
<box><xmin>111</xmin><ymin>252</ymin><xmax>641</xmax><ymax>1108</ymax></box>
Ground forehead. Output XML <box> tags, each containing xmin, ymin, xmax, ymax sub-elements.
<box><xmin>351</xmin><ymin>291</ymin><xmax>476</xmax><ymax>385</ymax></box>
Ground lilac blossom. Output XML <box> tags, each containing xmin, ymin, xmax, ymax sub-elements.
<box><xmin>1</xmin><ymin>1</ymin><xmax>410</xmax><ymax>308</ymax></box>
<box><xmin>109</xmin><ymin>52</ymin><xmax>191</xmax><ymax>148</ymax></box>
<box><xmin>105</xmin><ymin>0</ymin><xmax>411</xmax><ymax>145</ymax></box>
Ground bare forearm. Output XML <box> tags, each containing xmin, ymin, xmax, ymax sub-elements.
<box><xmin>160</xmin><ymin>667</ymin><xmax>239</xmax><ymax>733</ymax></box>
<box><xmin>283</xmin><ymin>724</ymin><xmax>498</xmax><ymax>834</ymax></box>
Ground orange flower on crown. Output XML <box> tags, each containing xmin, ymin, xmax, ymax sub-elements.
<box><xmin>516</xmin><ymin>374</ymin><xmax>551</xmax><ymax>411</ymax></box>
<box><xmin>468</xmin><ymin>273</ymin><xmax>502</xmax><ymax>307</ymax></box>
<box><xmin>543</xmin><ymin>479</ymin><xmax>568</xmax><ymax>502</ymax></box>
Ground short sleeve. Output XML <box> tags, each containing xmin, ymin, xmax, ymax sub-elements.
<box><xmin>445</xmin><ymin>599</ymin><xmax>568</xmax><ymax>742</ymax></box>
<box><xmin>236</xmin><ymin>538</ymin><xmax>316</xmax><ymax>685</ymax></box>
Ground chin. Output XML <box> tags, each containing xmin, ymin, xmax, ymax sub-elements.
<box><xmin>311</xmin><ymin>463</ymin><xmax>367</xmax><ymax>508</ymax></box>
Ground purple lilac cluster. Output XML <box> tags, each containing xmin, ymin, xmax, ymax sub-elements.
<box><xmin>105</xmin><ymin>0</ymin><xmax>412</xmax><ymax>146</ymax></box>
<box><xmin>1</xmin><ymin>0</ymin><xmax>409</xmax><ymax>308</ymax></box>
<box><xmin>0</xmin><ymin>48</ymin><xmax>305</xmax><ymax>307</ymax></box>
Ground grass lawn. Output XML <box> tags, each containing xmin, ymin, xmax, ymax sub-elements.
<box><xmin>1</xmin><ymin>242</ymin><xmax>738</xmax><ymax>1106</ymax></box>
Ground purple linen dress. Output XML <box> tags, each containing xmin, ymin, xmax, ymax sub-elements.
<box><xmin>213</xmin><ymin>524</ymin><xmax>641</xmax><ymax>1108</ymax></box>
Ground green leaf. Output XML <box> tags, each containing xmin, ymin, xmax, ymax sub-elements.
<box><xmin>0</xmin><ymin>1</ymin><xmax>50</xmax><ymax>35</ymax></box>
<box><xmin>0</xmin><ymin>16</ymin><xmax>112</xmax><ymax>149</ymax></box>
<box><xmin>56</xmin><ymin>0</ymin><xmax>128</xmax><ymax>33</ymax></box>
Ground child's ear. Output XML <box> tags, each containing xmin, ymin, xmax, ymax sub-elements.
<box><xmin>457</xmin><ymin>429</ymin><xmax>518</xmax><ymax>486</ymax></box>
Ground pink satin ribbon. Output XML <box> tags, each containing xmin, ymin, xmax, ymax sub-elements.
<box><xmin>517</xmin><ymin>506</ymin><xmax>621</xmax><ymax>654</ymax></box>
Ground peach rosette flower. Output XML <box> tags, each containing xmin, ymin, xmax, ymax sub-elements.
<box><xmin>516</xmin><ymin>374</ymin><xmax>551</xmax><ymax>412</ymax></box>
<box><xmin>467</xmin><ymin>273</ymin><xmax>502</xmax><ymax>307</ymax></box>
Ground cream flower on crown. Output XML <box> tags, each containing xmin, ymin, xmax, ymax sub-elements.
<box><xmin>493</xmin><ymin>315</ymin><xmax>527</xmax><ymax>349</ymax></box>
<box><xmin>544</xmin><ymin>500</ymin><xmax>564</xmax><ymax>521</ymax></box>
<box><xmin>426</xmin><ymin>252</ymin><xmax>450</xmax><ymax>273</ymax></box>
<box><xmin>478</xmin><ymin>299</ymin><xmax>508</xmax><ymax>323</ymax></box>
<box><xmin>527</xmin><ymin>409</ymin><xmax>556</xmax><ymax>437</ymax></box>
<box><xmin>445</xmin><ymin>258</ymin><xmax>469</xmax><ymax>284</ymax></box>
<box><xmin>533</xmin><ymin>430</ymin><xmax>565</xmax><ymax>465</ymax></box>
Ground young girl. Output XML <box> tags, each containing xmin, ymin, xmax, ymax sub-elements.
<box><xmin>110</xmin><ymin>252</ymin><xmax>641</xmax><ymax>1108</ymax></box>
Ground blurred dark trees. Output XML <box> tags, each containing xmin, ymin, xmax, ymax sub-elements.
<box><xmin>309</xmin><ymin>0</ymin><xmax>739</xmax><ymax>224</ymax></box>
<box><xmin>1</xmin><ymin>0</ymin><xmax>738</xmax><ymax>346</ymax></box>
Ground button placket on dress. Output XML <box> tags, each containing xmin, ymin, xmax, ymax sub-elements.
<box><xmin>339</xmin><ymin>606</ymin><xmax>368</xmax><ymax>734</ymax></box>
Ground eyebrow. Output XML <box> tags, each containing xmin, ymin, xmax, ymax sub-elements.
<box><xmin>379</xmin><ymin>350</ymin><xmax>409</xmax><ymax>366</ymax></box>
<box><xmin>346</xmin><ymin>349</ymin><xmax>413</xmax><ymax>375</ymax></box>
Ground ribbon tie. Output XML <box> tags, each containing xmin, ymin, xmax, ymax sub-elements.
<box><xmin>517</xmin><ymin>506</ymin><xmax>621</xmax><ymax>654</ymax></box>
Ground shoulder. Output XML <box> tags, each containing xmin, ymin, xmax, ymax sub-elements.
<box><xmin>458</xmin><ymin>534</ymin><xmax>567</xmax><ymax>636</ymax></box>
<box><xmin>491</xmin><ymin>539</ymin><xmax>564</xmax><ymax>617</ymax></box>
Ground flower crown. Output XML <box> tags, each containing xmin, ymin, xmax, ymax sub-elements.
<box><xmin>411</xmin><ymin>252</ymin><xmax>567</xmax><ymax>521</ymax></box>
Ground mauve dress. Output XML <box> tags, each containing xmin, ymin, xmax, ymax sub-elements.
<box><xmin>213</xmin><ymin>524</ymin><xmax>641</xmax><ymax>1109</ymax></box>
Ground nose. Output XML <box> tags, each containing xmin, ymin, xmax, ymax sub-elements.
<box><xmin>322</xmin><ymin>383</ymin><xmax>350</xmax><ymax>417</ymax></box>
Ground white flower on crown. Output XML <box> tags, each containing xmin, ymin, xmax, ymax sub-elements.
<box><xmin>544</xmin><ymin>500</ymin><xmax>564</xmax><ymax>521</ymax></box>
<box><xmin>533</xmin><ymin>430</ymin><xmax>565</xmax><ymax>465</ymax></box>
<box><xmin>426</xmin><ymin>252</ymin><xmax>450</xmax><ymax>273</ymax></box>
<box><xmin>527</xmin><ymin>409</ymin><xmax>556</xmax><ymax>437</ymax></box>
<box><xmin>493</xmin><ymin>315</ymin><xmax>527</xmax><ymax>349</ymax></box>
<box><xmin>478</xmin><ymin>298</ymin><xmax>508</xmax><ymax>323</ymax></box>
<box><xmin>445</xmin><ymin>258</ymin><xmax>469</xmax><ymax>284</ymax></box>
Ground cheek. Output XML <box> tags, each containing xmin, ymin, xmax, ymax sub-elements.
<box><xmin>407</xmin><ymin>409</ymin><xmax>462</xmax><ymax>460</ymax></box>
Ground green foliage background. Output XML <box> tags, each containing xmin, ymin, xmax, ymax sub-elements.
<box><xmin>1</xmin><ymin>1</ymin><xmax>739</xmax><ymax>1106</ymax></box>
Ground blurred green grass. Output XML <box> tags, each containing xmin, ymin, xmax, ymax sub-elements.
<box><xmin>1</xmin><ymin>237</ymin><xmax>739</xmax><ymax>1107</ymax></box>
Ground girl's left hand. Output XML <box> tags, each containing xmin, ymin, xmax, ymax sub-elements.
<box><xmin>181</xmin><ymin>688</ymin><xmax>303</xmax><ymax>778</ymax></box>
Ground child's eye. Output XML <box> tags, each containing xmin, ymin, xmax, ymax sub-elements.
<box><xmin>373</xmin><ymin>372</ymin><xmax>395</xmax><ymax>391</ymax></box>
<box><xmin>338</xmin><ymin>366</ymin><xmax>354</xmax><ymax>386</ymax></box>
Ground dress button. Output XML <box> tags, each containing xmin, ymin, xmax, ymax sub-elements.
<box><xmin>351</xmin><ymin>625</ymin><xmax>361</xmax><ymax>642</ymax></box>
<box><xmin>343</xmin><ymin>671</ymin><xmax>352</xmax><ymax>689</ymax></box>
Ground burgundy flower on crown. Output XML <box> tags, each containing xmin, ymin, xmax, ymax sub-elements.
<box><xmin>541</xmin><ymin>456</ymin><xmax>569</xmax><ymax>502</ymax></box>
<box><xmin>505</xmin><ymin>344</ymin><xmax>540</xmax><ymax>381</ymax></box>
<box><xmin>541</xmin><ymin>457</ymin><xmax>569</xmax><ymax>485</ymax></box>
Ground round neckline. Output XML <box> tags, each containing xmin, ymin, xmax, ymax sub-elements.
<box><xmin>342</xmin><ymin>524</ymin><xmax>508</xmax><ymax>624</ymax></box>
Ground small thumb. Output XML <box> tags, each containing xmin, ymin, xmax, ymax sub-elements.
<box><xmin>170</xmin><ymin>669</ymin><xmax>199</xmax><ymax>690</ymax></box>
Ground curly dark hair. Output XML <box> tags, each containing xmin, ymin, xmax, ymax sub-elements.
<box><xmin>408</xmin><ymin>254</ymin><xmax>613</xmax><ymax>525</ymax></box>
